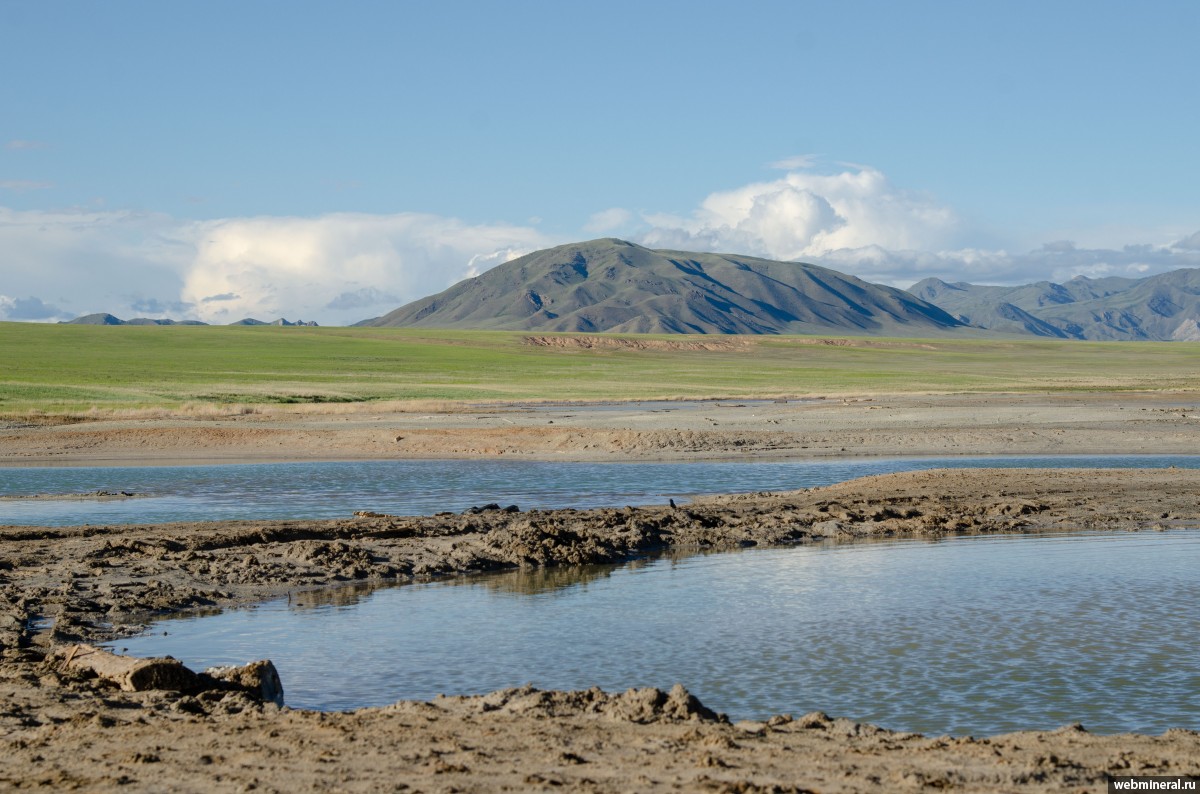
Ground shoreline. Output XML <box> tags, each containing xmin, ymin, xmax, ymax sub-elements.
<box><xmin>5</xmin><ymin>450</ymin><xmax>1200</xmax><ymax>474</ymax></box>
<box><xmin>3</xmin><ymin>468</ymin><xmax>1200</xmax><ymax>791</ymax></box>
<box><xmin>3</xmin><ymin>391</ymin><xmax>1199</xmax><ymax>467</ymax></box>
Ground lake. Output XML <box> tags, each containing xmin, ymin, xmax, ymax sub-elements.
<box><xmin>11</xmin><ymin>454</ymin><xmax>1197</xmax><ymax>735</ymax></box>
<box><xmin>113</xmin><ymin>527</ymin><xmax>1200</xmax><ymax>737</ymax></box>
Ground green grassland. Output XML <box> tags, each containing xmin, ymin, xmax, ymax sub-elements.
<box><xmin>2</xmin><ymin>322</ymin><xmax>1197</xmax><ymax>415</ymax></box>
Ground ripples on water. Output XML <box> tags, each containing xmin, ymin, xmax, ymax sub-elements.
<box><xmin>114</xmin><ymin>529</ymin><xmax>1200</xmax><ymax>737</ymax></box>
<box><xmin>3</xmin><ymin>455</ymin><xmax>1199</xmax><ymax>526</ymax></box>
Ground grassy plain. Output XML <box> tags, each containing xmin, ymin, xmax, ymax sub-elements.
<box><xmin>2</xmin><ymin>322</ymin><xmax>1198</xmax><ymax>416</ymax></box>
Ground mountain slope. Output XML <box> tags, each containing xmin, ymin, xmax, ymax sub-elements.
<box><xmin>911</xmin><ymin>269</ymin><xmax>1200</xmax><ymax>341</ymax></box>
<box><xmin>360</xmin><ymin>239</ymin><xmax>965</xmax><ymax>335</ymax></box>
<box><xmin>60</xmin><ymin>315</ymin><xmax>318</xmax><ymax>327</ymax></box>
<box><xmin>62</xmin><ymin>314</ymin><xmax>207</xmax><ymax>326</ymax></box>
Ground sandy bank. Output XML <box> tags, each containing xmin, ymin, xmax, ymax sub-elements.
<box><xmin>2</xmin><ymin>468</ymin><xmax>1199</xmax><ymax>791</ymax></box>
<box><xmin>2</xmin><ymin>391</ymin><xmax>1198</xmax><ymax>465</ymax></box>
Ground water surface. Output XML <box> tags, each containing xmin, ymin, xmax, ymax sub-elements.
<box><xmin>114</xmin><ymin>528</ymin><xmax>1200</xmax><ymax>736</ymax></box>
<box><xmin>3</xmin><ymin>455</ymin><xmax>1198</xmax><ymax>526</ymax></box>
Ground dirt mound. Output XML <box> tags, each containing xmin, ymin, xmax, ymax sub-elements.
<box><xmin>433</xmin><ymin>683</ymin><xmax>726</xmax><ymax>724</ymax></box>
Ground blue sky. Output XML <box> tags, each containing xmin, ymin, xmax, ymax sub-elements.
<box><xmin>2</xmin><ymin>0</ymin><xmax>1198</xmax><ymax>324</ymax></box>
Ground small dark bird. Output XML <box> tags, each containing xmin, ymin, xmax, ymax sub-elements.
<box><xmin>669</xmin><ymin>498</ymin><xmax>677</xmax><ymax>509</ymax></box>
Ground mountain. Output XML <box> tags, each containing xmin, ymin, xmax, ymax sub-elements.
<box><xmin>62</xmin><ymin>315</ymin><xmax>318</xmax><ymax>327</ymax></box>
<box><xmin>62</xmin><ymin>314</ymin><xmax>207</xmax><ymax>326</ymax></box>
<box><xmin>359</xmin><ymin>238</ymin><xmax>966</xmax><ymax>335</ymax></box>
<box><xmin>911</xmin><ymin>269</ymin><xmax>1200</xmax><ymax>341</ymax></box>
<box><xmin>230</xmin><ymin>318</ymin><xmax>319</xmax><ymax>326</ymax></box>
<box><xmin>62</xmin><ymin>313</ymin><xmax>125</xmax><ymax>325</ymax></box>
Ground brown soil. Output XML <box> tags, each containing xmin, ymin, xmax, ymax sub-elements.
<box><xmin>2</xmin><ymin>391</ymin><xmax>1197</xmax><ymax>466</ymax></box>
<box><xmin>3</xmin><ymin>468</ymin><xmax>1199</xmax><ymax>791</ymax></box>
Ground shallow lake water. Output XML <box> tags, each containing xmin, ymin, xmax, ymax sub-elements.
<box><xmin>114</xmin><ymin>528</ymin><xmax>1200</xmax><ymax>737</ymax></box>
<box><xmin>3</xmin><ymin>454</ymin><xmax>1199</xmax><ymax>526</ymax></box>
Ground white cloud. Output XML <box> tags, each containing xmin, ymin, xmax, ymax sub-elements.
<box><xmin>0</xmin><ymin>207</ymin><xmax>192</xmax><ymax>322</ymax></box>
<box><xmin>178</xmin><ymin>213</ymin><xmax>551</xmax><ymax>323</ymax></box>
<box><xmin>806</xmin><ymin>241</ymin><xmax>1200</xmax><ymax>290</ymax></box>
<box><xmin>631</xmin><ymin>162</ymin><xmax>1200</xmax><ymax>288</ymax></box>
<box><xmin>463</xmin><ymin>247</ymin><xmax>529</xmax><ymax>279</ymax></box>
<box><xmin>2</xmin><ymin>160</ymin><xmax>1197</xmax><ymax>327</ymax></box>
<box><xmin>637</xmin><ymin>163</ymin><xmax>960</xmax><ymax>261</ymax></box>
<box><xmin>0</xmin><ymin>207</ymin><xmax>552</xmax><ymax>325</ymax></box>
<box><xmin>583</xmin><ymin>207</ymin><xmax>634</xmax><ymax>234</ymax></box>
<box><xmin>768</xmin><ymin>154</ymin><xmax>818</xmax><ymax>170</ymax></box>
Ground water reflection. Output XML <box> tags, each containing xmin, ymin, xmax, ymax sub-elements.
<box><xmin>290</xmin><ymin>582</ymin><xmax>381</xmax><ymax>611</ymax></box>
<box><xmin>469</xmin><ymin>563</ymin><xmax>622</xmax><ymax>597</ymax></box>
<box><xmin>113</xmin><ymin>529</ymin><xmax>1200</xmax><ymax>736</ymax></box>
<box><xmin>290</xmin><ymin>555</ymin><xmax>668</xmax><ymax>608</ymax></box>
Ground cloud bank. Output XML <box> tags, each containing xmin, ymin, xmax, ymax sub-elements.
<box><xmin>1</xmin><ymin>161</ymin><xmax>1197</xmax><ymax>325</ymax></box>
<box><xmin>0</xmin><ymin>208</ymin><xmax>549</xmax><ymax>324</ymax></box>
<box><xmin>637</xmin><ymin>164</ymin><xmax>962</xmax><ymax>261</ymax></box>
<box><xmin>178</xmin><ymin>213</ymin><xmax>548</xmax><ymax>324</ymax></box>
<box><xmin>623</xmin><ymin>162</ymin><xmax>1199</xmax><ymax>289</ymax></box>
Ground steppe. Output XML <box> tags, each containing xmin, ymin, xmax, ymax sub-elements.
<box><xmin>2</xmin><ymin>325</ymin><xmax>1199</xmax><ymax>791</ymax></box>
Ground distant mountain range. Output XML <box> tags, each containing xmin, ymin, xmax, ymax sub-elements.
<box><xmin>910</xmin><ymin>269</ymin><xmax>1200</xmax><ymax>341</ymax></box>
<box><xmin>358</xmin><ymin>238</ymin><xmax>966</xmax><ymax>335</ymax></box>
<box><xmin>59</xmin><ymin>241</ymin><xmax>1200</xmax><ymax>341</ymax></box>
<box><xmin>62</xmin><ymin>314</ymin><xmax>319</xmax><ymax>327</ymax></box>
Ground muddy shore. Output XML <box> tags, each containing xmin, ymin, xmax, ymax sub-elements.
<box><xmin>3</xmin><ymin>468</ymin><xmax>1199</xmax><ymax>791</ymax></box>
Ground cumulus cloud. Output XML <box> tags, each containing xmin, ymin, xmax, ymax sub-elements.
<box><xmin>178</xmin><ymin>213</ymin><xmax>550</xmax><ymax>324</ymax></box>
<box><xmin>637</xmin><ymin>163</ymin><xmax>960</xmax><ymax>261</ymax></box>
<box><xmin>2</xmin><ymin>162</ymin><xmax>1196</xmax><ymax>327</ymax></box>
<box><xmin>629</xmin><ymin>162</ymin><xmax>1200</xmax><ymax>288</ymax></box>
<box><xmin>0</xmin><ymin>206</ymin><xmax>551</xmax><ymax>324</ymax></box>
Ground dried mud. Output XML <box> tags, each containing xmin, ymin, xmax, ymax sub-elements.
<box><xmin>2</xmin><ymin>468</ymin><xmax>1200</xmax><ymax>791</ymax></box>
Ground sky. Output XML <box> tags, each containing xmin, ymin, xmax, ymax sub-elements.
<box><xmin>2</xmin><ymin>0</ymin><xmax>1198</xmax><ymax>325</ymax></box>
